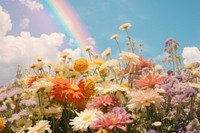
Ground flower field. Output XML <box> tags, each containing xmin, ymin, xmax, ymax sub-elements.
<box><xmin>0</xmin><ymin>23</ymin><xmax>200</xmax><ymax>133</ymax></box>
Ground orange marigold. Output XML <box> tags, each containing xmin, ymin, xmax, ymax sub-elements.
<box><xmin>73</xmin><ymin>58</ymin><xmax>89</xmax><ymax>73</ymax></box>
<box><xmin>134</xmin><ymin>74</ymin><xmax>165</xmax><ymax>89</ymax></box>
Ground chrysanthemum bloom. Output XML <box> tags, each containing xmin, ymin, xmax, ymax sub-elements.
<box><xmin>92</xmin><ymin>107</ymin><xmax>133</xmax><ymax>132</ymax></box>
<box><xmin>119</xmin><ymin>51</ymin><xmax>140</xmax><ymax>65</ymax></box>
<box><xmin>134</xmin><ymin>74</ymin><xmax>165</xmax><ymax>89</ymax></box>
<box><xmin>51</xmin><ymin>78</ymin><xmax>71</xmax><ymax>102</ymax></box>
<box><xmin>101</xmin><ymin>48</ymin><xmax>111</xmax><ymax>59</ymax></box>
<box><xmin>27</xmin><ymin>120</ymin><xmax>52</xmax><ymax>133</ymax></box>
<box><xmin>119</xmin><ymin>23</ymin><xmax>132</xmax><ymax>30</ymax></box>
<box><xmin>127</xmin><ymin>89</ymin><xmax>165</xmax><ymax>111</ymax></box>
<box><xmin>69</xmin><ymin>109</ymin><xmax>103</xmax><ymax>132</ymax></box>
<box><xmin>0</xmin><ymin>117</ymin><xmax>5</xmax><ymax>132</ymax></box>
<box><xmin>86</xmin><ymin>94</ymin><xmax>120</xmax><ymax>113</ymax></box>
<box><xmin>73</xmin><ymin>58</ymin><xmax>89</xmax><ymax>73</ymax></box>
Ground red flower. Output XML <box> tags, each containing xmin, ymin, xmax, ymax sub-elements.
<box><xmin>134</xmin><ymin>74</ymin><xmax>165</xmax><ymax>89</ymax></box>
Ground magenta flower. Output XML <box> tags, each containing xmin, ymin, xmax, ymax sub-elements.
<box><xmin>86</xmin><ymin>94</ymin><xmax>120</xmax><ymax>113</ymax></box>
<box><xmin>91</xmin><ymin>107</ymin><xmax>133</xmax><ymax>131</ymax></box>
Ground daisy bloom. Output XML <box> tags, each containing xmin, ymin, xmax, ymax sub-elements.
<box><xmin>119</xmin><ymin>23</ymin><xmax>132</xmax><ymax>30</ymax></box>
<box><xmin>92</xmin><ymin>58</ymin><xmax>104</xmax><ymax>68</ymax></box>
<box><xmin>32</xmin><ymin>79</ymin><xmax>54</xmax><ymax>93</ymax></box>
<box><xmin>119</xmin><ymin>51</ymin><xmax>140</xmax><ymax>65</ymax></box>
<box><xmin>69</xmin><ymin>109</ymin><xmax>103</xmax><ymax>132</ymax></box>
<box><xmin>110</xmin><ymin>34</ymin><xmax>118</xmax><ymax>40</ymax></box>
<box><xmin>27</xmin><ymin>120</ymin><xmax>52</xmax><ymax>133</ymax></box>
<box><xmin>134</xmin><ymin>74</ymin><xmax>165</xmax><ymax>89</ymax></box>
<box><xmin>11</xmin><ymin>118</ymin><xmax>32</xmax><ymax>133</ymax></box>
<box><xmin>43</xmin><ymin>105</ymin><xmax>63</xmax><ymax>119</ymax></box>
<box><xmin>85</xmin><ymin>45</ymin><xmax>94</xmax><ymax>52</ymax></box>
<box><xmin>127</xmin><ymin>89</ymin><xmax>165</xmax><ymax>111</ymax></box>
<box><xmin>101</xmin><ymin>48</ymin><xmax>111</xmax><ymax>59</ymax></box>
<box><xmin>100</xmin><ymin>59</ymin><xmax>119</xmax><ymax>71</ymax></box>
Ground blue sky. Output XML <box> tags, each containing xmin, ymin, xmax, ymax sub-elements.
<box><xmin>0</xmin><ymin>0</ymin><xmax>200</xmax><ymax>84</ymax></box>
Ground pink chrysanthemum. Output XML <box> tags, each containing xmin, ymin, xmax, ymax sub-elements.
<box><xmin>91</xmin><ymin>107</ymin><xmax>133</xmax><ymax>131</ymax></box>
<box><xmin>86</xmin><ymin>94</ymin><xmax>120</xmax><ymax>113</ymax></box>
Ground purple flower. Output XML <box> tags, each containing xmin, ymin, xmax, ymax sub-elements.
<box><xmin>112</xmin><ymin>107</ymin><xmax>126</xmax><ymax>114</ymax></box>
<box><xmin>7</xmin><ymin>88</ymin><xmax>22</xmax><ymax>98</ymax></box>
<box><xmin>20</xmin><ymin>99</ymin><xmax>37</xmax><ymax>106</ymax></box>
<box><xmin>146</xmin><ymin>129</ymin><xmax>159</xmax><ymax>133</ymax></box>
<box><xmin>181</xmin><ymin>89</ymin><xmax>197</xmax><ymax>99</ymax></box>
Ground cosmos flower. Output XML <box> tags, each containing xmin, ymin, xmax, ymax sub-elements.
<box><xmin>127</xmin><ymin>89</ymin><xmax>165</xmax><ymax>111</ymax></box>
<box><xmin>69</xmin><ymin>109</ymin><xmax>103</xmax><ymax>132</ymax></box>
<box><xmin>134</xmin><ymin>74</ymin><xmax>165</xmax><ymax>89</ymax></box>
<box><xmin>27</xmin><ymin>120</ymin><xmax>52</xmax><ymax>133</ymax></box>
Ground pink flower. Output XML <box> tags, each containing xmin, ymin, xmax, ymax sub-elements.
<box><xmin>91</xmin><ymin>107</ymin><xmax>133</xmax><ymax>131</ymax></box>
<box><xmin>86</xmin><ymin>94</ymin><xmax>120</xmax><ymax>113</ymax></box>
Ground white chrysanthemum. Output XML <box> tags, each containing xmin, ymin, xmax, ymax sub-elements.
<box><xmin>119</xmin><ymin>23</ymin><xmax>132</xmax><ymax>30</ymax></box>
<box><xmin>101</xmin><ymin>48</ymin><xmax>111</xmax><ymax>59</ymax></box>
<box><xmin>50</xmin><ymin>62</ymin><xmax>65</xmax><ymax>73</ymax></box>
<box><xmin>27</xmin><ymin>120</ymin><xmax>52</xmax><ymax>133</ymax></box>
<box><xmin>70</xmin><ymin>109</ymin><xmax>103</xmax><ymax>132</ymax></box>
<box><xmin>119</xmin><ymin>51</ymin><xmax>140</xmax><ymax>65</ymax></box>
<box><xmin>95</xmin><ymin>84</ymin><xmax>129</xmax><ymax>95</ymax></box>
<box><xmin>127</xmin><ymin>89</ymin><xmax>165</xmax><ymax>111</ymax></box>
<box><xmin>32</xmin><ymin>79</ymin><xmax>53</xmax><ymax>93</ymax></box>
<box><xmin>100</xmin><ymin>59</ymin><xmax>119</xmax><ymax>71</ymax></box>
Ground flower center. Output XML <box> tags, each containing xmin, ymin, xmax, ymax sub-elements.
<box><xmin>83</xmin><ymin>115</ymin><xmax>92</xmax><ymax>121</ymax></box>
<box><xmin>70</xmin><ymin>84</ymin><xmax>80</xmax><ymax>91</ymax></box>
<box><xmin>104</xmin><ymin>86</ymin><xmax>110</xmax><ymax>89</ymax></box>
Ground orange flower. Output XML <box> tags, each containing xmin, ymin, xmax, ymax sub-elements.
<box><xmin>134</xmin><ymin>74</ymin><xmax>165</xmax><ymax>89</ymax></box>
<box><xmin>73</xmin><ymin>58</ymin><xmax>89</xmax><ymax>73</ymax></box>
<box><xmin>51</xmin><ymin>78</ymin><xmax>71</xmax><ymax>102</ymax></box>
<box><xmin>135</xmin><ymin>56</ymin><xmax>154</xmax><ymax>73</ymax></box>
<box><xmin>0</xmin><ymin>117</ymin><xmax>5</xmax><ymax>132</ymax></box>
<box><xmin>27</xmin><ymin>75</ymin><xmax>37</xmax><ymax>88</ymax></box>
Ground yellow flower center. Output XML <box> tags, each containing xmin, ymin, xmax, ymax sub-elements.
<box><xmin>70</xmin><ymin>84</ymin><xmax>80</xmax><ymax>91</ymax></box>
<box><xmin>104</xmin><ymin>86</ymin><xmax>110</xmax><ymax>89</ymax></box>
<box><xmin>83</xmin><ymin>115</ymin><xmax>92</xmax><ymax>121</ymax></box>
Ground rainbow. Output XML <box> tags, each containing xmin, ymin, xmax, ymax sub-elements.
<box><xmin>42</xmin><ymin>0</ymin><xmax>99</xmax><ymax>56</ymax></box>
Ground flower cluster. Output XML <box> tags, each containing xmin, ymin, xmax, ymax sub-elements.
<box><xmin>0</xmin><ymin>23</ymin><xmax>199</xmax><ymax>133</ymax></box>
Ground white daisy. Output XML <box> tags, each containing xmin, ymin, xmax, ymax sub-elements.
<box><xmin>119</xmin><ymin>23</ymin><xmax>132</xmax><ymax>30</ymax></box>
<box><xmin>27</xmin><ymin>120</ymin><xmax>52</xmax><ymax>133</ymax></box>
<box><xmin>101</xmin><ymin>48</ymin><xmax>111</xmax><ymax>59</ymax></box>
<box><xmin>119</xmin><ymin>51</ymin><xmax>140</xmax><ymax>65</ymax></box>
<box><xmin>69</xmin><ymin>109</ymin><xmax>102</xmax><ymax>132</ymax></box>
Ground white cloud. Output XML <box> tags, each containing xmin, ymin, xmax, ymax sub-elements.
<box><xmin>19</xmin><ymin>0</ymin><xmax>43</xmax><ymax>11</ymax></box>
<box><xmin>0</xmin><ymin>6</ymin><xmax>65</xmax><ymax>85</ymax></box>
<box><xmin>60</xmin><ymin>48</ymin><xmax>82</xmax><ymax>60</ymax></box>
<box><xmin>0</xmin><ymin>6</ymin><xmax>12</xmax><ymax>37</ymax></box>
<box><xmin>20</xmin><ymin>18</ymin><xmax>30</xmax><ymax>29</ymax></box>
<box><xmin>182</xmin><ymin>47</ymin><xmax>200</xmax><ymax>65</ymax></box>
<box><xmin>86</xmin><ymin>37</ymin><xmax>96</xmax><ymax>45</ymax></box>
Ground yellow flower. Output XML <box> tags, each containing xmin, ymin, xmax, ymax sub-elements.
<box><xmin>35</xmin><ymin>62</ymin><xmax>44</xmax><ymax>70</ymax></box>
<box><xmin>119</xmin><ymin>22</ymin><xmax>132</xmax><ymax>30</ymax></box>
<box><xmin>185</xmin><ymin>64</ymin><xmax>193</xmax><ymax>69</ymax></box>
<box><xmin>73</xmin><ymin>58</ymin><xmax>89</xmax><ymax>73</ymax></box>
<box><xmin>192</xmin><ymin>70</ymin><xmax>199</xmax><ymax>77</ymax></box>
<box><xmin>0</xmin><ymin>117</ymin><xmax>5</xmax><ymax>132</ymax></box>
<box><xmin>92</xmin><ymin>58</ymin><xmax>104</xmax><ymax>68</ymax></box>
<box><xmin>85</xmin><ymin>78</ymin><xmax>96</xmax><ymax>97</ymax></box>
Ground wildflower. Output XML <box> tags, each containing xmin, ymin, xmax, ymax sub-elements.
<box><xmin>20</xmin><ymin>98</ymin><xmax>37</xmax><ymax>107</ymax></box>
<box><xmin>92</xmin><ymin>58</ymin><xmax>104</xmax><ymax>68</ymax></box>
<box><xmin>43</xmin><ymin>105</ymin><xmax>63</xmax><ymax>119</ymax></box>
<box><xmin>11</xmin><ymin>118</ymin><xmax>32</xmax><ymax>133</ymax></box>
<box><xmin>69</xmin><ymin>109</ymin><xmax>103</xmax><ymax>132</ymax></box>
<box><xmin>110</xmin><ymin>34</ymin><xmax>118</xmax><ymax>40</ymax></box>
<box><xmin>134</xmin><ymin>74</ymin><xmax>165</xmax><ymax>89</ymax></box>
<box><xmin>85</xmin><ymin>45</ymin><xmax>93</xmax><ymax>52</ymax></box>
<box><xmin>119</xmin><ymin>51</ymin><xmax>140</xmax><ymax>65</ymax></box>
<box><xmin>87</xmin><ymin>94</ymin><xmax>120</xmax><ymax>112</ymax></box>
<box><xmin>92</xmin><ymin>107</ymin><xmax>133</xmax><ymax>131</ymax></box>
<box><xmin>27</xmin><ymin>120</ymin><xmax>52</xmax><ymax>133</ymax></box>
<box><xmin>0</xmin><ymin>117</ymin><xmax>5</xmax><ymax>132</ymax></box>
<box><xmin>73</xmin><ymin>58</ymin><xmax>89</xmax><ymax>73</ymax></box>
<box><xmin>101</xmin><ymin>48</ymin><xmax>111</xmax><ymax>59</ymax></box>
<box><xmin>127</xmin><ymin>89</ymin><xmax>165</xmax><ymax>111</ymax></box>
<box><xmin>100</xmin><ymin>59</ymin><xmax>119</xmax><ymax>71</ymax></box>
<box><xmin>32</xmin><ymin>79</ymin><xmax>54</xmax><ymax>93</ymax></box>
<box><xmin>119</xmin><ymin>23</ymin><xmax>132</xmax><ymax>30</ymax></box>
<box><xmin>35</xmin><ymin>62</ymin><xmax>45</xmax><ymax>70</ymax></box>
<box><xmin>152</xmin><ymin>121</ymin><xmax>162</xmax><ymax>126</ymax></box>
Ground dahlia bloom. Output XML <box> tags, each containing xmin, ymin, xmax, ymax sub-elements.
<box><xmin>92</xmin><ymin>107</ymin><xmax>133</xmax><ymax>131</ymax></box>
<box><xmin>86</xmin><ymin>94</ymin><xmax>120</xmax><ymax>112</ymax></box>
<box><xmin>127</xmin><ymin>89</ymin><xmax>165</xmax><ymax>111</ymax></box>
<box><xmin>134</xmin><ymin>74</ymin><xmax>165</xmax><ymax>89</ymax></box>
